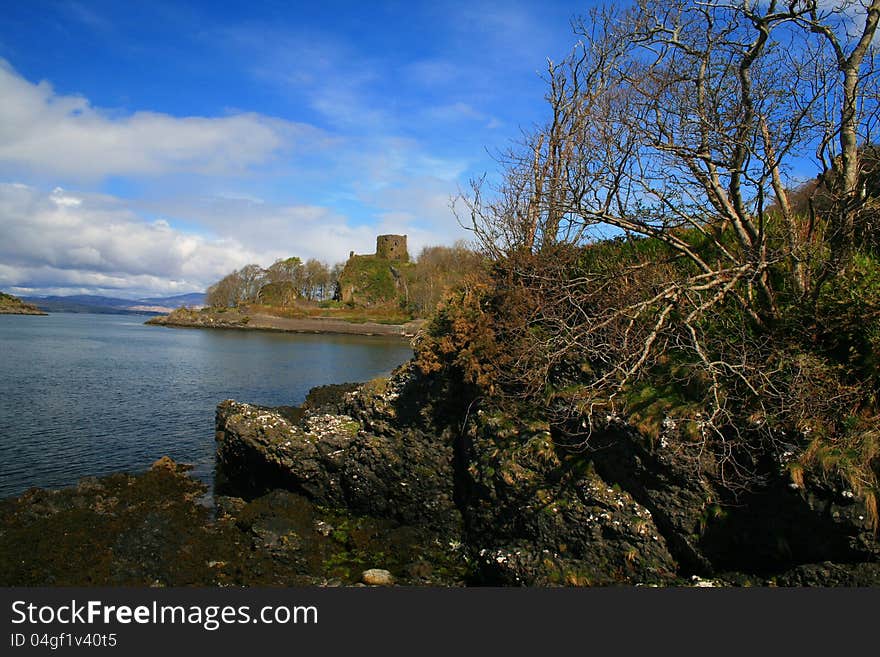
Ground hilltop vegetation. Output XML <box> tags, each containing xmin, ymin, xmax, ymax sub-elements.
<box><xmin>200</xmin><ymin>241</ymin><xmax>482</xmax><ymax>324</ymax></box>
<box><xmin>408</xmin><ymin>0</ymin><xmax>880</xmax><ymax>573</ymax></box>
<box><xmin>0</xmin><ymin>292</ymin><xmax>46</xmax><ymax>315</ymax></box>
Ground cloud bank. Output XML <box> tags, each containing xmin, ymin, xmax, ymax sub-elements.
<box><xmin>0</xmin><ymin>182</ymin><xmax>467</xmax><ymax>299</ymax></box>
<box><xmin>0</xmin><ymin>58</ymin><xmax>471</xmax><ymax>298</ymax></box>
<box><xmin>0</xmin><ymin>183</ymin><xmax>260</xmax><ymax>297</ymax></box>
<box><xmin>0</xmin><ymin>60</ymin><xmax>320</xmax><ymax>181</ymax></box>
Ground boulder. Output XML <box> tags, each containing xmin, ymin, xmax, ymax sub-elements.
<box><xmin>460</xmin><ymin>413</ymin><xmax>678</xmax><ymax>585</ymax></box>
<box><xmin>361</xmin><ymin>568</ymin><xmax>395</xmax><ymax>586</ymax></box>
<box><xmin>586</xmin><ymin>423</ymin><xmax>880</xmax><ymax>576</ymax></box>
<box><xmin>215</xmin><ymin>367</ymin><xmax>462</xmax><ymax>538</ymax></box>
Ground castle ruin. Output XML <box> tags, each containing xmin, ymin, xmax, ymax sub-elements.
<box><xmin>375</xmin><ymin>234</ymin><xmax>408</xmax><ymax>262</ymax></box>
<box><xmin>337</xmin><ymin>234</ymin><xmax>409</xmax><ymax>305</ymax></box>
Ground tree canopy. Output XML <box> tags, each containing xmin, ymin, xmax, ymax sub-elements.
<box><xmin>430</xmin><ymin>0</ymin><xmax>880</xmax><ymax>515</ymax></box>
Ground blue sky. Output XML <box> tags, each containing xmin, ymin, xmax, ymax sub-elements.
<box><xmin>0</xmin><ymin>0</ymin><xmax>595</xmax><ymax>297</ymax></box>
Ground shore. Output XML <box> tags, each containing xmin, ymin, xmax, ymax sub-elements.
<box><xmin>146</xmin><ymin>309</ymin><xmax>424</xmax><ymax>338</ymax></box>
<box><xmin>0</xmin><ymin>456</ymin><xmax>464</xmax><ymax>586</ymax></box>
<box><xmin>3</xmin><ymin>364</ymin><xmax>880</xmax><ymax>586</ymax></box>
<box><xmin>0</xmin><ymin>307</ymin><xmax>47</xmax><ymax>315</ymax></box>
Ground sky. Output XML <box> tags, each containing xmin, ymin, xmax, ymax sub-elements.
<box><xmin>0</xmin><ymin>0</ymin><xmax>595</xmax><ymax>298</ymax></box>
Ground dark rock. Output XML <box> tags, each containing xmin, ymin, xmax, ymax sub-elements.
<box><xmin>0</xmin><ymin>467</ymin><xmax>272</xmax><ymax>586</ymax></box>
<box><xmin>459</xmin><ymin>414</ymin><xmax>677</xmax><ymax>586</ymax></box>
<box><xmin>0</xmin><ymin>469</ymin><xmax>468</xmax><ymax>587</ymax></box>
<box><xmin>215</xmin><ymin>400</ymin><xmax>351</xmax><ymax>504</ymax></box>
<box><xmin>586</xmin><ymin>424</ymin><xmax>880</xmax><ymax>577</ymax></box>
<box><xmin>151</xmin><ymin>455</ymin><xmax>189</xmax><ymax>472</ymax></box>
<box><xmin>585</xmin><ymin>426</ymin><xmax>718</xmax><ymax>575</ymax></box>
<box><xmin>699</xmin><ymin>477</ymin><xmax>878</xmax><ymax>574</ymax></box>
<box><xmin>772</xmin><ymin>561</ymin><xmax>880</xmax><ymax>586</ymax></box>
<box><xmin>302</xmin><ymin>383</ymin><xmax>361</xmax><ymax>414</ymax></box>
<box><xmin>215</xmin><ymin>495</ymin><xmax>246</xmax><ymax>519</ymax></box>
<box><xmin>215</xmin><ymin>368</ymin><xmax>462</xmax><ymax>538</ymax></box>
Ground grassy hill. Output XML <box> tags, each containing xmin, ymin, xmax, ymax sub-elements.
<box><xmin>337</xmin><ymin>255</ymin><xmax>406</xmax><ymax>307</ymax></box>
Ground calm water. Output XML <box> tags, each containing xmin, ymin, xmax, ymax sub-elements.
<box><xmin>0</xmin><ymin>313</ymin><xmax>413</xmax><ymax>498</ymax></box>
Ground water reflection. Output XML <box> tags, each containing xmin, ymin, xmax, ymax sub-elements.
<box><xmin>0</xmin><ymin>313</ymin><xmax>412</xmax><ymax>497</ymax></box>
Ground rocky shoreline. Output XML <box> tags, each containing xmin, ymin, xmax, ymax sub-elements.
<box><xmin>146</xmin><ymin>308</ymin><xmax>423</xmax><ymax>338</ymax></box>
<box><xmin>2</xmin><ymin>362</ymin><xmax>878</xmax><ymax>586</ymax></box>
<box><xmin>212</xmin><ymin>364</ymin><xmax>880</xmax><ymax>586</ymax></box>
<box><xmin>0</xmin><ymin>456</ymin><xmax>465</xmax><ymax>586</ymax></box>
<box><xmin>0</xmin><ymin>308</ymin><xmax>47</xmax><ymax>315</ymax></box>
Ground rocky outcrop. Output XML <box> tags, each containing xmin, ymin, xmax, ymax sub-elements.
<box><xmin>0</xmin><ymin>456</ymin><xmax>467</xmax><ymax>587</ymax></box>
<box><xmin>5</xmin><ymin>361</ymin><xmax>878</xmax><ymax>586</ymax></box>
<box><xmin>467</xmin><ymin>471</ymin><xmax>679</xmax><ymax>586</ymax></box>
<box><xmin>146</xmin><ymin>307</ymin><xmax>250</xmax><ymax>328</ymax></box>
<box><xmin>0</xmin><ymin>457</ymin><xmax>329</xmax><ymax>586</ymax></box>
<box><xmin>148</xmin><ymin>307</ymin><xmax>423</xmax><ymax>337</ymax></box>
<box><xmin>457</xmin><ymin>412</ymin><xmax>678</xmax><ymax>585</ymax></box>
<box><xmin>215</xmin><ymin>369</ymin><xmax>461</xmax><ymax>538</ymax></box>
<box><xmin>771</xmin><ymin>561</ymin><xmax>880</xmax><ymax>586</ymax></box>
<box><xmin>585</xmin><ymin>426</ymin><xmax>725</xmax><ymax>575</ymax></box>
<box><xmin>215</xmin><ymin>363</ymin><xmax>879</xmax><ymax>586</ymax></box>
<box><xmin>585</xmin><ymin>425</ymin><xmax>880</xmax><ymax>578</ymax></box>
<box><xmin>214</xmin><ymin>366</ymin><xmax>675</xmax><ymax>586</ymax></box>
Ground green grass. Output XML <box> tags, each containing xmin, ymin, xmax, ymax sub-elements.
<box><xmin>248</xmin><ymin>303</ymin><xmax>413</xmax><ymax>324</ymax></box>
<box><xmin>338</xmin><ymin>255</ymin><xmax>409</xmax><ymax>306</ymax></box>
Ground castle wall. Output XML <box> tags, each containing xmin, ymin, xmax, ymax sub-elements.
<box><xmin>376</xmin><ymin>234</ymin><xmax>408</xmax><ymax>262</ymax></box>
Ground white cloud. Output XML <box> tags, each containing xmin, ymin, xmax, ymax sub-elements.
<box><xmin>0</xmin><ymin>47</ymin><xmax>479</xmax><ymax>298</ymax></box>
<box><xmin>0</xmin><ymin>182</ymin><xmax>260</xmax><ymax>296</ymax></box>
<box><xmin>0</xmin><ymin>180</ymin><xmax>471</xmax><ymax>298</ymax></box>
<box><xmin>145</xmin><ymin>195</ymin><xmax>380</xmax><ymax>264</ymax></box>
<box><xmin>50</xmin><ymin>187</ymin><xmax>82</xmax><ymax>207</ymax></box>
<box><xmin>0</xmin><ymin>60</ymin><xmax>321</xmax><ymax>181</ymax></box>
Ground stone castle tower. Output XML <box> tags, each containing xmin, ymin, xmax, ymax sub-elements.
<box><xmin>337</xmin><ymin>234</ymin><xmax>409</xmax><ymax>305</ymax></box>
<box><xmin>375</xmin><ymin>234</ymin><xmax>408</xmax><ymax>262</ymax></box>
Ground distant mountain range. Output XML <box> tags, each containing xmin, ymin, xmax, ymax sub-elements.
<box><xmin>22</xmin><ymin>292</ymin><xmax>205</xmax><ymax>315</ymax></box>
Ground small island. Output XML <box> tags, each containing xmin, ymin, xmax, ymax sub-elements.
<box><xmin>146</xmin><ymin>307</ymin><xmax>424</xmax><ymax>337</ymax></box>
<box><xmin>146</xmin><ymin>235</ymin><xmax>475</xmax><ymax>338</ymax></box>
<box><xmin>0</xmin><ymin>292</ymin><xmax>47</xmax><ymax>315</ymax></box>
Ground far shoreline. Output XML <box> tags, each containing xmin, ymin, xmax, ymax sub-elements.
<box><xmin>146</xmin><ymin>310</ymin><xmax>424</xmax><ymax>339</ymax></box>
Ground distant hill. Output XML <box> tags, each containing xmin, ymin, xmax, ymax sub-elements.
<box><xmin>139</xmin><ymin>293</ymin><xmax>206</xmax><ymax>307</ymax></box>
<box><xmin>23</xmin><ymin>292</ymin><xmax>205</xmax><ymax>315</ymax></box>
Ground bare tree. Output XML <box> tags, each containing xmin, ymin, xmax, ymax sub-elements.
<box><xmin>205</xmin><ymin>264</ymin><xmax>266</xmax><ymax>307</ymax></box>
<box><xmin>205</xmin><ymin>270</ymin><xmax>243</xmax><ymax>308</ymax></box>
<box><xmin>466</xmin><ymin>0</ymin><xmax>880</xmax><ymax>284</ymax></box>
<box><xmin>405</xmin><ymin>241</ymin><xmax>484</xmax><ymax>315</ymax></box>
<box><xmin>451</xmin><ymin>0</ymin><xmax>880</xmax><ymax>494</ymax></box>
<box><xmin>237</xmin><ymin>264</ymin><xmax>267</xmax><ymax>304</ymax></box>
<box><xmin>301</xmin><ymin>259</ymin><xmax>331</xmax><ymax>301</ymax></box>
<box><xmin>265</xmin><ymin>257</ymin><xmax>302</xmax><ymax>284</ymax></box>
